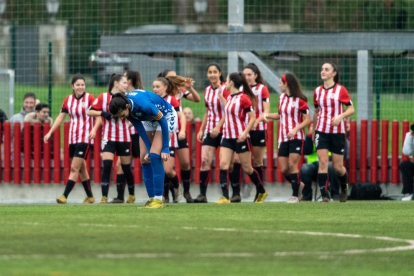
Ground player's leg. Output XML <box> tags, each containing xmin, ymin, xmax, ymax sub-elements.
<box><xmin>195</xmin><ymin>145</ymin><xmax>216</xmax><ymax>203</ymax></box>
<box><xmin>176</xmin><ymin>140</ymin><xmax>191</xmax><ymax>202</ymax></box>
<box><xmin>163</xmin><ymin>150</ymin><xmax>176</xmax><ymax>203</ymax></box>
<box><xmin>140</xmin><ymin>131</ymin><xmax>155</xmax><ymax>206</ymax></box>
<box><xmin>287</xmin><ymin>152</ymin><xmax>301</xmax><ymax>203</ymax></box>
<box><xmin>215</xmin><ymin>146</ymin><xmax>234</xmax><ymax>203</ymax></box>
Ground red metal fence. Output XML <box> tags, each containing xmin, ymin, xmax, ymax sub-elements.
<box><xmin>0</xmin><ymin>120</ymin><xmax>413</xmax><ymax>184</ymax></box>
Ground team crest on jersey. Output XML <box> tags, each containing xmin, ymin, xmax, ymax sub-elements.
<box><xmin>80</xmin><ymin>102</ymin><xmax>87</xmax><ymax>108</ymax></box>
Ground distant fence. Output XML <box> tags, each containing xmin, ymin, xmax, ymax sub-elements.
<box><xmin>0</xmin><ymin>120</ymin><xmax>413</xmax><ymax>185</ymax></box>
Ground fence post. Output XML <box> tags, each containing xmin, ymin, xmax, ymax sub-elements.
<box><xmin>370</xmin><ymin>120</ymin><xmax>378</xmax><ymax>183</ymax></box>
<box><xmin>215</xmin><ymin>147</ymin><xmax>220</xmax><ymax>183</ymax></box>
<box><xmin>186</xmin><ymin>121</ymin><xmax>193</xmax><ymax>183</ymax></box>
<box><xmin>53</xmin><ymin>125</ymin><xmax>61</xmax><ymax>183</ymax></box>
<box><xmin>266</xmin><ymin>121</ymin><xmax>274</xmax><ymax>182</ymax></box>
<box><xmin>93</xmin><ymin>127</ymin><xmax>101</xmax><ymax>183</ymax></box>
<box><xmin>13</xmin><ymin>123</ymin><xmax>21</xmax><ymax>184</ymax></box>
<box><xmin>43</xmin><ymin>122</ymin><xmax>51</xmax><ymax>183</ymax></box>
<box><xmin>349</xmin><ymin>121</ymin><xmax>357</xmax><ymax>184</ymax></box>
<box><xmin>380</xmin><ymin>120</ymin><xmax>389</xmax><ymax>183</ymax></box>
<box><xmin>360</xmin><ymin>120</ymin><xmax>368</xmax><ymax>182</ymax></box>
<box><xmin>23</xmin><ymin>122</ymin><xmax>31</xmax><ymax>184</ymax></box>
<box><xmin>276</xmin><ymin>121</ymin><xmax>284</xmax><ymax>182</ymax></box>
<box><xmin>194</xmin><ymin>121</ymin><xmax>202</xmax><ymax>184</ymax></box>
<box><xmin>402</xmin><ymin>120</ymin><xmax>409</xmax><ymax>162</ymax></box>
<box><xmin>4</xmin><ymin>122</ymin><xmax>11</xmax><ymax>183</ymax></box>
<box><xmin>134</xmin><ymin>157</ymin><xmax>141</xmax><ymax>184</ymax></box>
<box><xmin>63</xmin><ymin>122</ymin><xmax>70</xmax><ymax>184</ymax></box>
<box><xmin>391</xmin><ymin>121</ymin><xmax>399</xmax><ymax>184</ymax></box>
<box><xmin>33</xmin><ymin>122</ymin><xmax>41</xmax><ymax>184</ymax></box>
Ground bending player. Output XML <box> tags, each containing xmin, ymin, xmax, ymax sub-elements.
<box><xmin>108</xmin><ymin>91</ymin><xmax>177</xmax><ymax>209</ymax></box>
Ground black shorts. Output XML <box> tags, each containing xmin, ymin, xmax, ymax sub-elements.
<box><xmin>169</xmin><ymin>147</ymin><xmax>176</xmax><ymax>158</ymax></box>
<box><xmin>102</xmin><ymin>140</ymin><xmax>131</xmax><ymax>156</ymax></box>
<box><xmin>314</xmin><ymin>131</ymin><xmax>345</xmax><ymax>155</ymax></box>
<box><xmin>249</xmin><ymin>130</ymin><xmax>267</xmax><ymax>147</ymax></box>
<box><xmin>69</xmin><ymin>143</ymin><xmax>90</xmax><ymax>159</ymax></box>
<box><xmin>130</xmin><ymin>134</ymin><xmax>140</xmax><ymax>158</ymax></box>
<box><xmin>177</xmin><ymin>133</ymin><xmax>189</xmax><ymax>149</ymax></box>
<box><xmin>220</xmin><ymin>138</ymin><xmax>251</xmax><ymax>154</ymax></box>
<box><xmin>202</xmin><ymin>133</ymin><xmax>223</xmax><ymax>148</ymax></box>
<box><xmin>278</xmin><ymin>139</ymin><xmax>304</xmax><ymax>157</ymax></box>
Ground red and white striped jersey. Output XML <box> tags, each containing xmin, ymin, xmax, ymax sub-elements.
<box><xmin>164</xmin><ymin>94</ymin><xmax>182</xmax><ymax>148</ymax></box>
<box><xmin>245</xmin><ymin>83</ymin><xmax>270</xmax><ymax>131</ymax></box>
<box><xmin>313</xmin><ymin>84</ymin><xmax>352</xmax><ymax>134</ymax></box>
<box><xmin>204</xmin><ymin>83</ymin><xmax>231</xmax><ymax>133</ymax></box>
<box><xmin>278</xmin><ymin>93</ymin><xmax>310</xmax><ymax>143</ymax></box>
<box><xmin>174</xmin><ymin>87</ymin><xmax>189</xmax><ymax>132</ymax></box>
<box><xmin>90</xmin><ymin>92</ymin><xmax>131</xmax><ymax>142</ymax></box>
<box><xmin>223</xmin><ymin>92</ymin><xmax>254</xmax><ymax>139</ymax></box>
<box><xmin>61</xmin><ymin>92</ymin><xmax>96</xmax><ymax>144</ymax></box>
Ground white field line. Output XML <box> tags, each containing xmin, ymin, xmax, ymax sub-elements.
<box><xmin>2</xmin><ymin>223</ymin><xmax>414</xmax><ymax>260</ymax></box>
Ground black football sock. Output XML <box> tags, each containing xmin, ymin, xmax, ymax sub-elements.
<box><xmin>82</xmin><ymin>179</ymin><xmax>93</xmax><ymax>197</ymax></box>
<box><xmin>63</xmin><ymin>180</ymin><xmax>76</xmax><ymax>198</ymax></box>
<box><xmin>181</xmin><ymin>169</ymin><xmax>191</xmax><ymax>193</ymax></box>
<box><xmin>170</xmin><ymin>175</ymin><xmax>180</xmax><ymax>189</ymax></box>
<box><xmin>338</xmin><ymin>171</ymin><xmax>348</xmax><ymax>191</ymax></box>
<box><xmin>199</xmin><ymin>170</ymin><xmax>210</xmax><ymax>196</ymax></box>
<box><xmin>284</xmin><ymin>174</ymin><xmax>291</xmax><ymax>182</ymax></box>
<box><xmin>101</xmin><ymin>160</ymin><xmax>113</xmax><ymax>197</ymax></box>
<box><xmin>231</xmin><ymin>163</ymin><xmax>242</xmax><ymax>197</ymax></box>
<box><xmin>121</xmin><ymin>164</ymin><xmax>135</xmax><ymax>196</ymax></box>
<box><xmin>318</xmin><ymin>173</ymin><xmax>330</xmax><ymax>198</ymax></box>
<box><xmin>290</xmin><ymin>173</ymin><xmax>300</xmax><ymax>197</ymax></box>
<box><xmin>248</xmin><ymin>169</ymin><xmax>266</xmax><ymax>194</ymax></box>
<box><xmin>253</xmin><ymin>166</ymin><xmax>264</xmax><ymax>183</ymax></box>
<box><xmin>219</xmin><ymin>170</ymin><xmax>229</xmax><ymax>199</ymax></box>
<box><xmin>116</xmin><ymin>174</ymin><xmax>126</xmax><ymax>201</ymax></box>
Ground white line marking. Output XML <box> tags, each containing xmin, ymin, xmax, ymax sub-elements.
<box><xmin>3</xmin><ymin>223</ymin><xmax>414</xmax><ymax>259</ymax></box>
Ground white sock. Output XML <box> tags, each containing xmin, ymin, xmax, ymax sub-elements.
<box><xmin>154</xmin><ymin>195</ymin><xmax>163</xmax><ymax>200</ymax></box>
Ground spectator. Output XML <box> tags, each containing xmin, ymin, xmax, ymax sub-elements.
<box><xmin>24</xmin><ymin>103</ymin><xmax>53</xmax><ymax>125</ymax></box>
<box><xmin>300</xmin><ymin>121</ymin><xmax>348</xmax><ymax>201</ymax></box>
<box><xmin>183</xmin><ymin>107</ymin><xmax>194</xmax><ymax>123</ymax></box>
<box><xmin>400</xmin><ymin>124</ymin><xmax>414</xmax><ymax>200</ymax></box>
<box><xmin>10</xmin><ymin>92</ymin><xmax>36</xmax><ymax>137</ymax></box>
<box><xmin>23</xmin><ymin>103</ymin><xmax>54</xmax><ymax>158</ymax></box>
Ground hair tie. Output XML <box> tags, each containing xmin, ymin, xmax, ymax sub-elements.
<box><xmin>282</xmin><ymin>75</ymin><xmax>288</xmax><ymax>85</ymax></box>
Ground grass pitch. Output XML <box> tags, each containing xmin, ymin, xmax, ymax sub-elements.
<box><xmin>0</xmin><ymin>201</ymin><xmax>413</xmax><ymax>276</ymax></box>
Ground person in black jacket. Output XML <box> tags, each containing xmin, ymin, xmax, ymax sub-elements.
<box><xmin>400</xmin><ymin>124</ymin><xmax>414</xmax><ymax>200</ymax></box>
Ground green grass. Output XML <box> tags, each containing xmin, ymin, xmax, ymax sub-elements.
<box><xmin>0</xmin><ymin>202</ymin><xmax>414</xmax><ymax>275</ymax></box>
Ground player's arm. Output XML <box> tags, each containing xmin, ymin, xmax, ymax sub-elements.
<box><xmin>312</xmin><ymin>108</ymin><xmax>319</xmax><ymax>142</ymax></box>
<box><xmin>152</xmin><ymin>111</ymin><xmax>170</xmax><ymax>154</ymax></box>
<box><xmin>177</xmin><ymin>110</ymin><xmax>186</xmax><ymax>140</ymax></box>
<box><xmin>89</xmin><ymin>116</ymin><xmax>102</xmax><ymax>140</ymax></box>
<box><xmin>238</xmin><ymin>110</ymin><xmax>255</xmax><ymax>143</ymax></box>
<box><xmin>128</xmin><ymin>117</ymin><xmax>152</xmax><ymax>154</ymax></box>
<box><xmin>183</xmin><ymin>78</ymin><xmax>201</xmax><ymax>102</ymax></box>
<box><xmin>44</xmin><ymin>113</ymin><xmax>66</xmax><ymax>143</ymax></box>
<box><xmin>197</xmin><ymin>107</ymin><xmax>208</xmax><ymax>142</ymax></box>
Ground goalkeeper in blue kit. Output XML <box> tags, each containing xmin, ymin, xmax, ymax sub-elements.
<box><xmin>109</xmin><ymin>91</ymin><xmax>177</xmax><ymax>209</ymax></box>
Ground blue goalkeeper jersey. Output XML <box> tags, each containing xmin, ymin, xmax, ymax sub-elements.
<box><xmin>126</xmin><ymin>90</ymin><xmax>173</xmax><ymax>122</ymax></box>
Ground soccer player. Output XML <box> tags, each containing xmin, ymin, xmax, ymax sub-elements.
<box><xmin>108</xmin><ymin>91</ymin><xmax>178</xmax><ymax>209</ymax></box>
<box><xmin>87</xmin><ymin>74</ymin><xmax>134</xmax><ymax>204</ymax></box>
<box><xmin>158</xmin><ymin>70</ymin><xmax>200</xmax><ymax>203</ymax></box>
<box><xmin>194</xmin><ymin>63</ymin><xmax>230</xmax><ymax>203</ymax></box>
<box><xmin>263</xmin><ymin>74</ymin><xmax>311</xmax><ymax>203</ymax></box>
<box><xmin>230</xmin><ymin>63</ymin><xmax>270</xmax><ymax>202</ymax></box>
<box><xmin>114</xmin><ymin>70</ymin><xmax>144</xmax><ymax>204</ymax></box>
<box><xmin>311</xmin><ymin>63</ymin><xmax>354</xmax><ymax>203</ymax></box>
<box><xmin>44</xmin><ymin>74</ymin><xmax>95</xmax><ymax>204</ymax></box>
<box><xmin>215</xmin><ymin>72</ymin><xmax>268</xmax><ymax>204</ymax></box>
<box><xmin>151</xmin><ymin>76</ymin><xmax>187</xmax><ymax>203</ymax></box>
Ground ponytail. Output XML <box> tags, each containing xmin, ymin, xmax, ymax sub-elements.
<box><xmin>228</xmin><ymin>72</ymin><xmax>257</xmax><ymax>108</ymax></box>
<box><xmin>244</xmin><ymin>63</ymin><xmax>266</xmax><ymax>85</ymax></box>
<box><xmin>282</xmin><ymin>73</ymin><xmax>307</xmax><ymax>102</ymax></box>
<box><xmin>126</xmin><ymin>70</ymin><xmax>143</xmax><ymax>89</ymax></box>
<box><xmin>108</xmin><ymin>73</ymin><xmax>125</xmax><ymax>93</ymax></box>
<box><xmin>165</xmin><ymin>75</ymin><xmax>187</xmax><ymax>96</ymax></box>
